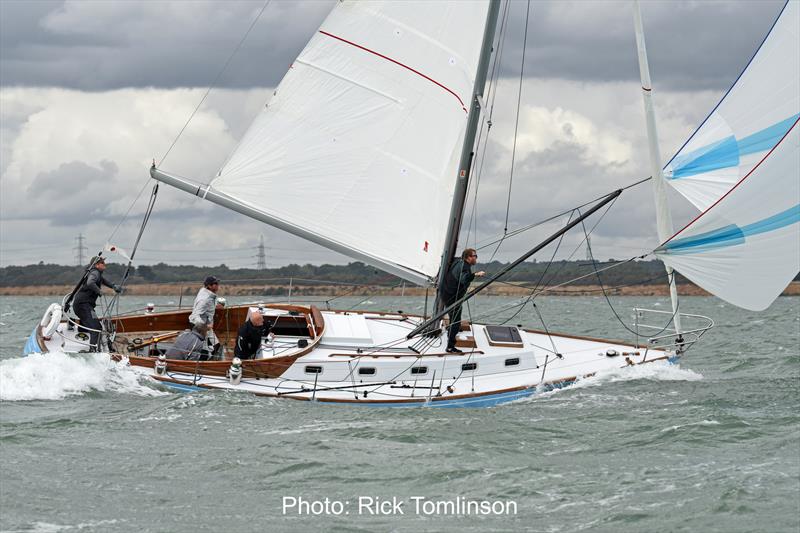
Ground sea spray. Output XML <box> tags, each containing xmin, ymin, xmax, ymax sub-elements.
<box><xmin>0</xmin><ymin>351</ymin><xmax>167</xmax><ymax>401</ymax></box>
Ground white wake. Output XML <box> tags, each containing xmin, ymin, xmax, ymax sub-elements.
<box><xmin>0</xmin><ymin>351</ymin><xmax>167</xmax><ymax>401</ymax></box>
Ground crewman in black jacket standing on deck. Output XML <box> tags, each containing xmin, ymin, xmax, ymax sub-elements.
<box><xmin>439</xmin><ymin>248</ymin><xmax>484</xmax><ymax>353</ymax></box>
<box><xmin>73</xmin><ymin>257</ymin><xmax>121</xmax><ymax>351</ymax></box>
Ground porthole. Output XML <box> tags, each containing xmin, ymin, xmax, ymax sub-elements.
<box><xmin>304</xmin><ymin>365</ymin><xmax>323</xmax><ymax>374</ymax></box>
<box><xmin>410</xmin><ymin>366</ymin><xmax>428</xmax><ymax>375</ymax></box>
<box><xmin>461</xmin><ymin>362</ymin><xmax>477</xmax><ymax>371</ymax></box>
<box><xmin>358</xmin><ymin>367</ymin><xmax>376</xmax><ymax>376</ymax></box>
<box><xmin>505</xmin><ymin>357</ymin><xmax>520</xmax><ymax>367</ymax></box>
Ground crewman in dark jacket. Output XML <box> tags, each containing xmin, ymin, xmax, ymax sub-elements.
<box><xmin>72</xmin><ymin>257</ymin><xmax>121</xmax><ymax>351</ymax></box>
<box><xmin>439</xmin><ymin>248</ymin><xmax>485</xmax><ymax>353</ymax></box>
<box><xmin>165</xmin><ymin>324</ymin><xmax>208</xmax><ymax>361</ymax></box>
<box><xmin>234</xmin><ymin>310</ymin><xmax>272</xmax><ymax>359</ymax></box>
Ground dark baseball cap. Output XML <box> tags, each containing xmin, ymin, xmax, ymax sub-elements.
<box><xmin>204</xmin><ymin>275</ymin><xmax>220</xmax><ymax>286</ymax></box>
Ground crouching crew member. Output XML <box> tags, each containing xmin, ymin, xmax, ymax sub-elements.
<box><xmin>234</xmin><ymin>310</ymin><xmax>272</xmax><ymax>360</ymax></box>
<box><xmin>166</xmin><ymin>324</ymin><xmax>209</xmax><ymax>361</ymax></box>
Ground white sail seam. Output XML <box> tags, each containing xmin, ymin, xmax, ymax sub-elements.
<box><xmin>294</xmin><ymin>58</ymin><xmax>402</xmax><ymax>103</ymax></box>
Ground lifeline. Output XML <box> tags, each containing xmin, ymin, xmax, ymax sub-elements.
<box><xmin>410</xmin><ymin>496</ymin><xmax>517</xmax><ymax>516</ymax></box>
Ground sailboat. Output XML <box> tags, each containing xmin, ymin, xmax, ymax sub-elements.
<box><xmin>25</xmin><ymin>0</ymin><xmax>798</xmax><ymax>407</ymax></box>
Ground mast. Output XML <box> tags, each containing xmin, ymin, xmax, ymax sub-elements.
<box><xmin>633</xmin><ymin>0</ymin><xmax>683</xmax><ymax>342</ymax></box>
<box><xmin>433</xmin><ymin>0</ymin><xmax>502</xmax><ymax>311</ymax></box>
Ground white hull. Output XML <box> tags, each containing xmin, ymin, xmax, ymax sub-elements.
<box><xmin>29</xmin><ymin>306</ymin><xmax>680</xmax><ymax>407</ymax></box>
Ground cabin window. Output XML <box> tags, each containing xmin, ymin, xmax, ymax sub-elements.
<box><xmin>304</xmin><ymin>365</ymin><xmax>323</xmax><ymax>374</ymax></box>
<box><xmin>505</xmin><ymin>357</ymin><xmax>520</xmax><ymax>367</ymax></box>
<box><xmin>485</xmin><ymin>325</ymin><xmax>523</xmax><ymax>344</ymax></box>
<box><xmin>461</xmin><ymin>362</ymin><xmax>477</xmax><ymax>371</ymax></box>
<box><xmin>358</xmin><ymin>367</ymin><xmax>376</xmax><ymax>376</ymax></box>
<box><xmin>410</xmin><ymin>366</ymin><xmax>428</xmax><ymax>375</ymax></box>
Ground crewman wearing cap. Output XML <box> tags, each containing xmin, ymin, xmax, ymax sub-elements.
<box><xmin>73</xmin><ymin>256</ymin><xmax>122</xmax><ymax>351</ymax></box>
<box><xmin>188</xmin><ymin>275</ymin><xmax>222</xmax><ymax>329</ymax></box>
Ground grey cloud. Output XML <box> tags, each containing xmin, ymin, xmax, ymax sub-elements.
<box><xmin>26</xmin><ymin>160</ymin><xmax>122</xmax><ymax>225</ymax></box>
<box><xmin>0</xmin><ymin>0</ymin><xmax>785</xmax><ymax>92</ymax></box>
<box><xmin>1</xmin><ymin>0</ymin><xmax>333</xmax><ymax>91</ymax></box>
<box><xmin>495</xmin><ymin>0</ymin><xmax>785</xmax><ymax>91</ymax></box>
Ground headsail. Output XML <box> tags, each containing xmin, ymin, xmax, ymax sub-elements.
<box><xmin>663</xmin><ymin>0</ymin><xmax>799</xmax><ymax>212</ymax></box>
<box><xmin>207</xmin><ymin>0</ymin><xmax>491</xmax><ymax>285</ymax></box>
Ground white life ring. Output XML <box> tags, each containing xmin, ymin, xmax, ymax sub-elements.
<box><xmin>40</xmin><ymin>303</ymin><xmax>62</xmax><ymax>339</ymax></box>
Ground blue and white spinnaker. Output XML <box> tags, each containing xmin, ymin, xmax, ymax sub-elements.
<box><xmin>656</xmin><ymin>1</ymin><xmax>799</xmax><ymax>311</ymax></box>
<box><xmin>663</xmin><ymin>0</ymin><xmax>799</xmax><ymax>212</ymax></box>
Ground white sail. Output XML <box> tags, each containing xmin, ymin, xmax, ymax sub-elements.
<box><xmin>663</xmin><ymin>0</ymin><xmax>799</xmax><ymax>212</ymax></box>
<box><xmin>209</xmin><ymin>0</ymin><xmax>491</xmax><ymax>285</ymax></box>
<box><xmin>656</xmin><ymin>121</ymin><xmax>799</xmax><ymax>311</ymax></box>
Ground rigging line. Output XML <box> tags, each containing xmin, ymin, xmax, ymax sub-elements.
<box><xmin>532</xmin><ymin>302</ymin><xmax>560</xmax><ymax>358</ymax></box>
<box><xmin>158</xmin><ymin>0</ymin><xmax>272</xmax><ymax>167</ymax></box>
<box><xmin>533</xmin><ymin>197</ymin><xmax>619</xmax><ymax>291</ymax></box>
<box><xmin>476</xmin><ymin>175</ymin><xmax>653</xmax><ymax>251</ymax></box>
<box><xmin>580</xmin><ymin>215</ymin><xmax>679</xmax><ymax>338</ymax></box>
<box><xmin>106</xmin><ymin>178</ymin><xmax>153</xmax><ymax>243</ymax></box>
<box><xmin>502</xmin><ymin>0</ymin><xmax>532</xmax><ymax>234</ymax></box>
<box><xmin>497</xmin><ymin>212</ymin><xmax>573</xmax><ymax>325</ymax></box>
<box><xmin>465</xmin><ymin>0</ymin><xmax>511</xmax><ymax>246</ymax></box>
<box><xmin>481</xmin><ymin>197</ymin><xmax>620</xmax><ymax>325</ymax></box>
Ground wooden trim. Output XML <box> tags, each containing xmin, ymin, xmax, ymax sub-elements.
<box><xmin>327</xmin><ymin>351</ymin><xmax>484</xmax><ymax>358</ymax></box>
<box><xmin>455</xmin><ymin>336</ymin><xmax>477</xmax><ymax>349</ymax></box>
<box><xmin>35</xmin><ymin>325</ymin><xmax>48</xmax><ymax>352</ymax></box>
<box><xmin>309</xmin><ymin>305</ymin><xmax>324</xmax><ymax>337</ymax></box>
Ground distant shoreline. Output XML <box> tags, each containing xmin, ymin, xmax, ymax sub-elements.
<box><xmin>2</xmin><ymin>282</ymin><xmax>799</xmax><ymax>297</ymax></box>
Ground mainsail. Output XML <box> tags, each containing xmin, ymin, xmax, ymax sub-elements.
<box><xmin>663</xmin><ymin>0</ymin><xmax>799</xmax><ymax>212</ymax></box>
<box><xmin>207</xmin><ymin>0</ymin><xmax>492</xmax><ymax>285</ymax></box>
<box><xmin>655</xmin><ymin>0</ymin><xmax>800</xmax><ymax>311</ymax></box>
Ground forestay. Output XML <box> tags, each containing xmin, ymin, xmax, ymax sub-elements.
<box><xmin>210</xmin><ymin>0</ymin><xmax>491</xmax><ymax>285</ymax></box>
<box><xmin>663</xmin><ymin>0</ymin><xmax>799</xmax><ymax>212</ymax></box>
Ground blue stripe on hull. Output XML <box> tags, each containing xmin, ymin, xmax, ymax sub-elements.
<box><xmin>328</xmin><ymin>379</ymin><xmax>578</xmax><ymax>408</ymax></box>
<box><xmin>158</xmin><ymin>381</ymin><xmax>205</xmax><ymax>393</ymax></box>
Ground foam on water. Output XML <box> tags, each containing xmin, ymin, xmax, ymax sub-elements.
<box><xmin>579</xmin><ymin>359</ymin><xmax>704</xmax><ymax>385</ymax></box>
<box><xmin>0</xmin><ymin>351</ymin><xmax>167</xmax><ymax>401</ymax></box>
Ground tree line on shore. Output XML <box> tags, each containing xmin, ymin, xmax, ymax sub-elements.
<box><xmin>0</xmin><ymin>259</ymin><xmax>720</xmax><ymax>288</ymax></box>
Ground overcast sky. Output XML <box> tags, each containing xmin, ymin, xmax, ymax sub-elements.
<box><xmin>0</xmin><ymin>0</ymin><xmax>786</xmax><ymax>273</ymax></box>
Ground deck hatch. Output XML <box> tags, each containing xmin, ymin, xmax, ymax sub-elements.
<box><xmin>484</xmin><ymin>325</ymin><xmax>524</xmax><ymax>347</ymax></box>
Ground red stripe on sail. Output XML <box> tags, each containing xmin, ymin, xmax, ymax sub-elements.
<box><xmin>318</xmin><ymin>30</ymin><xmax>468</xmax><ymax>113</ymax></box>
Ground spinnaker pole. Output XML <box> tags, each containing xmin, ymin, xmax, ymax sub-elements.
<box><xmin>409</xmin><ymin>189</ymin><xmax>623</xmax><ymax>339</ymax></box>
<box><xmin>434</xmin><ymin>0</ymin><xmax>502</xmax><ymax>312</ymax></box>
<box><xmin>633</xmin><ymin>0</ymin><xmax>683</xmax><ymax>344</ymax></box>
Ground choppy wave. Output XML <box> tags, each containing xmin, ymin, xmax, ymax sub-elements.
<box><xmin>0</xmin><ymin>351</ymin><xmax>167</xmax><ymax>401</ymax></box>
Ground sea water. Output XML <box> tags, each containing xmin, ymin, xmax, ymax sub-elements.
<box><xmin>1</xmin><ymin>294</ymin><xmax>798</xmax><ymax>532</ymax></box>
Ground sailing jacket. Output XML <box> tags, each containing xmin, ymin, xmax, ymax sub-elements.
<box><xmin>189</xmin><ymin>287</ymin><xmax>217</xmax><ymax>327</ymax></box>
<box><xmin>439</xmin><ymin>259</ymin><xmax>475</xmax><ymax>304</ymax></box>
<box><xmin>165</xmin><ymin>329</ymin><xmax>206</xmax><ymax>360</ymax></box>
<box><xmin>73</xmin><ymin>268</ymin><xmax>115</xmax><ymax>307</ymax></box>
<box><xmin>234</xmin><ymin>319</ymin><xmax>272</xmax><ymax>359</ymax></box>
